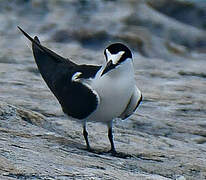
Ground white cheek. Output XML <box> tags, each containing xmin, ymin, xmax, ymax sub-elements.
<box><xmin>106</xmin><ymin>49</ymin><xmax>125</xmax><ymax>64</ymax></box>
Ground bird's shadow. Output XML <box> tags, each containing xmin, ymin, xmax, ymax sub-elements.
<box><xmin>77</xmin><ymin>147</ymin><xmax>133</xmax><ymax>159</ymax></box>
<box><xmin>90</xmin><ymin>149</ymin><xmax>133</xmax><ymax>159</ymax></box>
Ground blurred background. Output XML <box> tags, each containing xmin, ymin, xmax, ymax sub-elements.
<box><xmin>0</xmin><ymin>0</ymin><xmax>206</xmax><ymax>116</ymax></box>
<box><xmin>0</xmin><ymin>0</ymin><xmax>206</xmax><ymax>179</ymax></box>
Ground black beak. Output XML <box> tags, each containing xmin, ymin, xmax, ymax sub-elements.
<box><xmin>101</xmin><ymin>60</ymin><xmax>116</xmax><ymax>76</ymax></box>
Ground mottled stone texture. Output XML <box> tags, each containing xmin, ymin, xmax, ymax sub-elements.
<box><xmin>0</xmin><ymin>0</ymin><xmax>206</xmax><ymax>179</ymax></box>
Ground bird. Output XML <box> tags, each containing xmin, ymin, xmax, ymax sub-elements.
<box><xmin>18</xmin><ymin>26</ymin><xmax>142</xmax><ymax>155</ymax></box>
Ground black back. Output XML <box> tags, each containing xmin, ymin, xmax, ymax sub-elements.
<box><xmin>18</xmin><ymin>27</ymin><xmax>101</xmax><ymax>119</ymax></box>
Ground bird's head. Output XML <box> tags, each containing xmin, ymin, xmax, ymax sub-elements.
<box><xmin>101</xmin><ymin>43</ymin><xmax>133</xmax><ymax>76</ymax></box>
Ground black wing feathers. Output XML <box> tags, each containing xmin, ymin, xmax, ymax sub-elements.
<box><xmin>18</xmin><ymin>26</ymin><xmax>75</xmax><ymax>65</ymax></box>
<box><xmin>19</xmin><ymin>27</ymin><xmax>101</xmax><ymax>119</ymax></box>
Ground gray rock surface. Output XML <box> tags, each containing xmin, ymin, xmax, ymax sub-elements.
<box><xmin>0</xmin><ymin>0</ymin><xmax>206</xmax><ymax>179</ymax></box>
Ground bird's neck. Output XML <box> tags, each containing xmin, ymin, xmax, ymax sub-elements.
<box><xmin>105</xmin><ymin>58</ymin><xmax>134</xmax><ymax>78</ymax></box>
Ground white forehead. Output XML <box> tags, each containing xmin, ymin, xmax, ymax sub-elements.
<box><xmin>105</xmin><ymin>49</ymin><xmax>125</xmax><ymax>64</ymax></box>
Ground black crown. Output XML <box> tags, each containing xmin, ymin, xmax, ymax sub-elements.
<box><xmin>104</xmin><ymin>43</ymin><xmax>132</xmax><ymax>64</ymax></box>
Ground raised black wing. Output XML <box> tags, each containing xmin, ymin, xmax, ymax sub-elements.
<box><xmin>18</xmin><ymin>27</ymin><xmax>101</xmax><ymax>119</ymax></box>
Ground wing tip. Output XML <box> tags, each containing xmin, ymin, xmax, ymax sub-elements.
<box><xmin>18</xmin><ymin>26</ymin><xmax>44</xmax><ymax>53</ymax></box>
<box><xmin>18</xmin><ymin>26</ymin><xmax>76</xmax><ymax>65</ymax></box>
<box><xmin>18</xmin><ymin>26</ymin><xmax>40</xmax><ymax>44</ymax></box>
<box><xmin>34</xmin><ymin>36</ymin><xmax>40</xmax><ymax>43</ymax></box>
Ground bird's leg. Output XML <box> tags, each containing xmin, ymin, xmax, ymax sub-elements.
<box><xmin>82</xmin><ymin>121</ymin><xmax>91</xmax><ymax>151</ymax></box>
<box><xmin>107</xmin><ymin>121</ymin><xmax>117</xmax><ymax>155</ymax></box>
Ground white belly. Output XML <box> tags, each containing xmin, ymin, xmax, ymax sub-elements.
<box><xmin>86</xmin><ymin>60</ymin><xmax>135</xmax><ymax>123</ymax></box>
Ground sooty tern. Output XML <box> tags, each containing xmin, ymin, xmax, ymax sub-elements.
<box><xmin>18</xmin><ymin>26</ymin><xmax>142</xmax><ymax>155</ymax></box>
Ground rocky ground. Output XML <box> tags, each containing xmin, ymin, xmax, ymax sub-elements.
<box><xmin>0</xmin><ymin>0</ymin><xmax>206</xmax><ymax>179</ymax></box>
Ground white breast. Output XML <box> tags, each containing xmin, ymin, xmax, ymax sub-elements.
<box><xmin>87</xmin><ymin>58</ymin><xmax>135</xmax><ymax>123</ymax></box>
